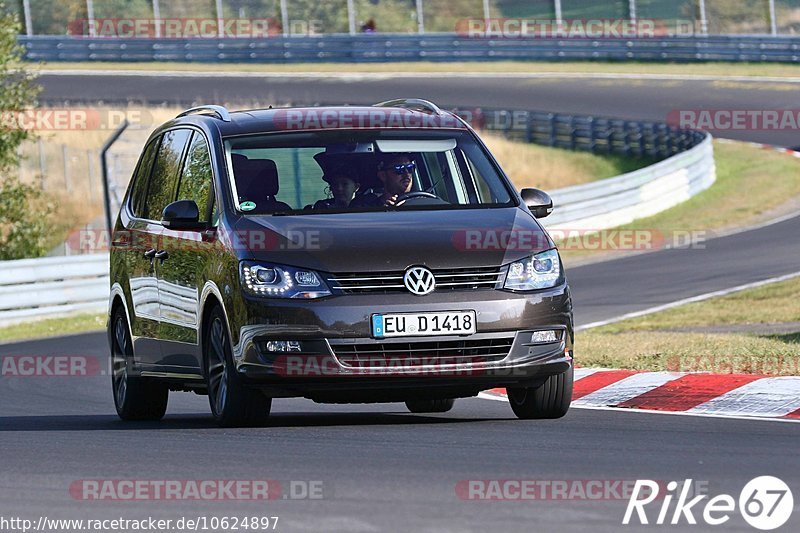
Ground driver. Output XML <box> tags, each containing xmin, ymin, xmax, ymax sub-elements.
<box><xmin>350</xmin><ymin>154</ymin><xmax>416</xmax><ymax>208</ymax></box>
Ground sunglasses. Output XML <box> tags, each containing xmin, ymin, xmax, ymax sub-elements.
<box><xmin>385</xmin><ymin>162</ymin><xmax>416</xmax><ymax>175</ymax></box>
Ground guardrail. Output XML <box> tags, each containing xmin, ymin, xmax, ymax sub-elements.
<box><xmin>472</xmin><ymin>108</ymin><xmax>715</xmax><ymax>230</ymax></box>
<box><xmin>0</xmin><ymin>254</ymin><xmax>109</xmax><ymax>326</ymax></box>
<box><xmin>545</xmin><ymin>133</ymin><xmax>714</xmax><ymax>230</ymax></box>
<box><xmin>19</xmin><ymin>34</ymin><xmax>800</xmax><ymax>63</ymax></box>
<box><xmin>0</xmin><ymin>108</ymin><xmax>715</xmax><ymax>326</ymax></box>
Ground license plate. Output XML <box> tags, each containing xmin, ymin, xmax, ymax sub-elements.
<box><xmin>372</xmin><ymin>311</ymin><xmax>477</xmax><ymax>338</ymax></box>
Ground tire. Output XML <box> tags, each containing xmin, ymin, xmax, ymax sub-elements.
<box><xmin>507</xmin><ymin>366</ymin><xmax>573</xmax><ymax>420</ymax></box>
<box><xmin>204</xmin><ymin>306</ymin><xmax>272</xmax><ymax>427</ymax></box>
<box><xmin>405</xmin><ymin>398</ymin><xmax>455</xmax><ymax>413</ymax></box>
<box><xmin>110</xmin><ymin>306</ymin><xmax>168</xmax><ymax>421</ymax></box>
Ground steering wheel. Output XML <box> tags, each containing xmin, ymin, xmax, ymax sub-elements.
<box><xmin>394</xmin><ymin>191</ymin><xmax>439</xmax><ymax>206</ymax></box>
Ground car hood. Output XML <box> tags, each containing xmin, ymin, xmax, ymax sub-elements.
<box><xmin>231</xmin><ymin>207</ymin><xmax>554</xmax><ymax>273</ymax></box>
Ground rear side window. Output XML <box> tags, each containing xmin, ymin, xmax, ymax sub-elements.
<box><xmin>176</xmin><ymin>132</ymin><xmax>213</xmax><ymax>224</ymax></box>
<box><xmin>128</xmin><ymin>138</ymin><xmax>159</xmax><ymax>218</ymax></box>
<box><xmin>143</xmin><ymin>129</ymin><xmax>192</xmax><ymax>221</ymax></box>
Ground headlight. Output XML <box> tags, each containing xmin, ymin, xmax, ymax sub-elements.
<box><xmin>240</xmin><ymin>262</ymin><xmax>331</xmax><ymax>299</ymax></box>
<box><xmin>503</xmin><ymin>249</ymin><xmax>562</xmax><ymax>291</ymax></box>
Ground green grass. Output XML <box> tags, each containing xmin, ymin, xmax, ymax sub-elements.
<box><xmin>579</xmin><ymin>277</ymin><xmax>800</xmax><ymax>375</ymax></box>
<box><xmin>0</xmin><ymin>313</ymin><xmax>106</xmax><ymax>344</ymax></box>
<box><xmin>30</xmin><ymin>60</ymin><xmax>800</xmax><ymax>78</ymax></box>
<box><xmin>597</xmin><ymin>277</ymin><xmax>800</xmax><ymax>333</ymax></box>
<box><xmin>559</xmin><ymin>140</ymin><xmax>800</xmax><ymax>265</ymax></box>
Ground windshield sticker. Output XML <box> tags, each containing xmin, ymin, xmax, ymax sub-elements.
<box><xmin>239</xmin><ymin>201</ymin><xmax>257</xmax><ymax>211</ymax></box>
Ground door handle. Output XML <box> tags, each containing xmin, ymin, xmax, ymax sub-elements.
<box><xmin>154</xmin><ymin>250</ymin><xmax>169</xmax><ymax>263</ymax></box>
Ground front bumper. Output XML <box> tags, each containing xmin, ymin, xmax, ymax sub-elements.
<box><xmin>228</xmin><ymin>282</ymin><xmax>573</xmax><ymax>400</ymax></box>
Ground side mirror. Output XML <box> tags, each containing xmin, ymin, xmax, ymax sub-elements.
<box><xmin>162</xmin><ymin>200</ymin><xmax>204</xmax><ymax>231</ymax></box>
<box><xmin>520</xmin><ymin>188</ymin><xmax>554</xmax><ymax>219</ymax></box>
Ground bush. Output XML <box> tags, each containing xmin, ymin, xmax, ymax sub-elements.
<box><xmin>0</xmin><ymin>3</ymin><xmax>43</xmax><ymax>260</ymax></box>
<box><xmin>0</xmin><ymin>177</ymin><xmax>51</xmax><ymax>260</ymax></box>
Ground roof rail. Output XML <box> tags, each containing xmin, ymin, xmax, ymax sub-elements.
<box><xmin>176</xmin><ymin>105</ymin><xmax>232</xmax><ymax>122</ymax></box>
<box><xmin>374</xmin><ymin>98</ymin><xmax>443</xmax><ymax>115</ymax></box>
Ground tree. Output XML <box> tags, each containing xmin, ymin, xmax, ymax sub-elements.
<box><xmin>0</xmin><ymin>3</ymin><xmax>46</xmax><ymax>260</ymax></box>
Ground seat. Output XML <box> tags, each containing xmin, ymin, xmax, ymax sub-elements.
<box><xmin>235</xmin><ymin>158</ymin><xmax>292</xmax><ymax>212</ymax></box>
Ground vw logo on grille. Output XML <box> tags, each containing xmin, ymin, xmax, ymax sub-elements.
<box><xmin>404</xmin><ymin>266</ymin><xmax>436</xmax><ymax>296</ymax></box>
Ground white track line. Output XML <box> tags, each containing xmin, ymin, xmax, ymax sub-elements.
<box><xmin>576</xmin><ymin>270</ymin><xmax>800</xmax><ymax>331</ymax></box>
<box><xmin>36</xmin><ymin>69</ymin><xmax>800</xmax><ymax>84</ymax></box>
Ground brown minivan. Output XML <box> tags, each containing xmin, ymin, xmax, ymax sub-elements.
<box><xmin>108</xmin><ymin>100</ymin><xmax>574</xmax><ymax>427</ymax></box>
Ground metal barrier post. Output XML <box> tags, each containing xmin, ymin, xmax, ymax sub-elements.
<box><xmin>280</xmin><ymin>0</ymin><xmax>289</xmax><ymax>37</ymax></box>
<box><xmin>629</xmin><ymin>0</ymin><xmax>637</xmax><ymax>26</ymax></box>
<box><xmin>62</xmin><ymin>144</ymin><xmax>71</xmax><ymax>192</ymax></box>
<box><xmin>769</xmin><ymin>0</ymin><xmax>778</xmax><ymax>35</ymax></box>
<box><xmin>100</xmin><ymin>121</ymin><xmax>128</xmax><ymax>236</ymax></box>
<box><xmin>86</xmin><ymin>0</ymin><xmax>96</xmax><ymax>37</ymax></box>
<box><xmin>215</xmin><ymin>0</ymin><xmax>224</xmax><ymax>38</ymax></box>
<box><xmin>416</xmin><ymin>0</ymin><xmax>425</xmax><ymax>34</ymax></box>
<box><xmin>37</xmin><ymin>137</ymin><xmax>46</xmax><ymax>190</ymax></box>
<box><xmin>347</xmin><ymin>0</ymin><xmax>357</xmax><ymax>35</ymax></box>
<box><xmin>152</xmin><ymin>0</ymin><xmax>161</xmax><ymax>38</ymax></box>
<box><xmin>698</xmin><ymin>0</ymin><xmax>709</xmax><ymax>35</ymax></box>
<box><xmin>22</xmin><ymin>0</ymin><xmax>33</xmax><ymax>36</ymax></box>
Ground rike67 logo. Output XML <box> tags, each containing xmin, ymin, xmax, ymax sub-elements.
<box><xmin>623</xmin><ymin>477</ymin><xmax>793</xmax><ymax>530</ymax></box>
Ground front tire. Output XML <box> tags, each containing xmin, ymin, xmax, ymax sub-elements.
<box><xmin>405</xmin><ymin>398</ymin><xmax>455</xmax><ymax>413</ymax></box>
<box><xmin>110</xmin><ymin>306</ymin><xmax>168</xmax><ymax>421</ymax></box>
<box><xmin>507</xmin><ymin>366</ymin><xmax>573</xmax><ymax>419</ymax></box>
<box><xmin>205</xmin><ymin>306</ymin><xmax>272</xmax><ymax>427</ymax></box>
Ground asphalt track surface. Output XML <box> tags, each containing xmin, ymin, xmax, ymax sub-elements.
<box><xmin>1</xmin><ymin>72</ymin><xmax>797</xmax><ymax>532</ymax></box>
<box><xmin>40</xmin><ymin>71</ymin><xmax>800</xmax><ymax>149</ymax></box>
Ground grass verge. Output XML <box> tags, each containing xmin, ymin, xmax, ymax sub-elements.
<box><xmin>32</xmin><ymin>60</ymin><xmax>800</xmax><ymax>78</ymax></box>
<box><xmin>579</xmin><ymin>277</ymin><xmax>800</xmax><ymax>375</ymax></box>
<box><xmin>482</xmin><ymin>132</ymin><xmax>655</xmax><ymax>190</ymax></box>
<box><xmin>0</xmin><ymin>313</ymin><xmax>106</xmax><ymax>345</ymax></box>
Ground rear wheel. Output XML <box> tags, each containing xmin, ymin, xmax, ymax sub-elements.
<box><xmin>110</xmin><ymin>306</ymin><xmax>168</xmax><ymax>421</ymax></box>
<box><xmin>205</xmin><ymin>306</ymin><xmax>272</xmax><ymax>427</ymax></box>
<box><xmin>405</xmin><ymin>398</ymin><xmax>455</xmax><ymax>414</ymax></box>
<box><xmin>507</xmin><ymin>366</ymin><xmax>573</xmax><ymax>420</ymax></box>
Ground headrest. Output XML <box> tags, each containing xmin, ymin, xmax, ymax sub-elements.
<box><xmin>246</xmin><ymin>159</ymin><xmax>279</xmax><ymax>197</ymax></box>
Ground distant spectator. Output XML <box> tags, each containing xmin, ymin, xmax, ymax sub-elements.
<box><xmin>361</xmin><ymin>19</ymin><xmax>377</xmax><ymax>34</ymax></box>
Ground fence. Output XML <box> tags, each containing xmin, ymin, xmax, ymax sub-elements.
<box><xmin>20</xmin><ymin>34</ymin><xmax>800</xmax><ymax>63</ymax></box>
<box><xmin>7</xmin><ymin>1</ymin><xmax>800</xmax><ymax>38</ymax></box>
<box><xmin>0</xmin><ymin>254</ymin><xmax>109</xmax><ymax>325</ymax></box>
<box><xmin>0</xmin><ymin>105</ymin><xmax>715</xmax><ymax>326</ymax></box>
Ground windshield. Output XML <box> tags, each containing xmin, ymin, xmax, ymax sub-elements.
<box><xmin>225</xmin><ymin>130</ymin><xmax>514</xmax><ymax>215</ymax></box>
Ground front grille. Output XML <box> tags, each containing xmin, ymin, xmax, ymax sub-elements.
<box><xmin>329</xmin><ymin>336</ymin><xmax>514</xmax><ymax>368</ymax></box>
<box><xmin>327</xmin><ymin>266</ymin><xmax>504</xmax><ymax>294</ymax></box>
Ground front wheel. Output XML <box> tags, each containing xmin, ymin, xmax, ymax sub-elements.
<box><xmin>110</xmin><ymin>307</ymin><xmax>168</xmax><ymax>421</ymax></box>
<box><xmin>205</xmin><ymin>306</ymin><xmax>272</xmax><ymax>427</ymax></box>
<box><xmin>405</xmin><ymin>398</ymin><xmax>455</xmax><ymax>413</ymax></box>
<box><xmin>507</xmin><ymin>366</ymin><xmax>573</xmax><ymax>420</ymax></box>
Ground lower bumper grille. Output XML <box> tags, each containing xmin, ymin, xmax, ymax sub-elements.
<box><xmin>329</xmin><ymin>336</ymin><xmax>514</xmax><ymax>369</ymax></box>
